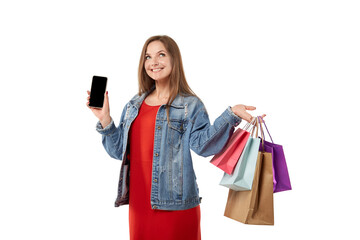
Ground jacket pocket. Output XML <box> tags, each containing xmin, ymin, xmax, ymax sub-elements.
<box><xmin>167</xmin><ymin>120</ymin><xmax>186</xmax><ymax>149</ymax></box>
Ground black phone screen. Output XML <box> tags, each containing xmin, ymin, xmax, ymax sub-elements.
<box><xmin>89</xmin><ymin>76</ymin><xmax>107</xmax><ymax>108</ymax></box>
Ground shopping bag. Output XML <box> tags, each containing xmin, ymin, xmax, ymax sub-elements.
<box><xmin>219</xmin><ymin>120</ymin><xmax>261</xmax><ymax>190</ymax></box>
<box><xmin>224</xmin><ymin>150</ymin><xmax>274</xmax><ymax>225</ymax></box>
<box><xmin>210</xmin><ymin>118</ymin><xmax>255</xmax><ymax>175</ymax></box>
<box><xmin>258</xmin><ymin>116</ymin><xmax>292</xmax><ymax>193</ymax></box>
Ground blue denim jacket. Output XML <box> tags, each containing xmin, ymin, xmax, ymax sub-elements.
<box><xmin>96</xmin><ymin>86</ymin><xmax>242</xmax><ymax>210</ymax></box>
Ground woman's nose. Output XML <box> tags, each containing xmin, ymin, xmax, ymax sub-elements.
<box><xmin>151</xmin><ymin>57</ymin><xmax>160</xmax><ymax>66</ymax></box>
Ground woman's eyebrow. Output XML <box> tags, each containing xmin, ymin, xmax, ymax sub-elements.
<box><xmin>145</xmin><ymin>50</ymin><xmax>167</xmax><ymax>55</ymax></box>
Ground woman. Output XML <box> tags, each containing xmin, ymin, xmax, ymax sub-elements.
<box><xmin>87</xmin><ymin>35</ymin><xmax>265</xmax><ymax>240</ymax></box>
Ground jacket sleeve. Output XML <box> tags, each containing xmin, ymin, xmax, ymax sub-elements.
<box><xmin>95</xmin><ymin>103</ymin><xmax>129</xmax><ymax>160</ymax></box>
<box><xmin>189</xmin><ymin>104</ymin><xmax>242</xmax><ymax>157</ymax></box>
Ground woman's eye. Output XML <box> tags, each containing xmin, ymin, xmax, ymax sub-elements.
<box><xmin>145</xmin><ymin>56</ymin><xmax>150</xmax><ymax>60</ymax></box>
<box><xmin>160</xmin><ymin>53</ymin><xmax>165</xmax><ymax>57</ymax></box>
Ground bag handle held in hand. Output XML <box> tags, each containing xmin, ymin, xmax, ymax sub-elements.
<box><xmin>258</xmin><ymin>116</ymin><xmax>274</xmax><ymax>143</ymax></box>
<box><xmin>243</xmin><ymin>117</ymin><xmax>257</xmax><ymax>132</ymax></box>
<box><xmin>258</xmin><ymin>116</ymin><xmax>265</xmax><ymax>152</ymax></box>
<box><xmin>250</xmin><ymin>117</ymin><xmax>259</xmax><ymax>138</ymax></box>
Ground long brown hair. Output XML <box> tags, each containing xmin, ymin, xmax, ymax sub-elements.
<box><xmin>138</xmin><ymin>35</ymin><xmax>198</xmax><ymax>123</ymax></box>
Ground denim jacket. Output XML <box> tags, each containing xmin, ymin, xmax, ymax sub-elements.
<box><xmin>96</xmin><ymin>86</ymin><xmax>242</xmax><ymax>210</ymax></box>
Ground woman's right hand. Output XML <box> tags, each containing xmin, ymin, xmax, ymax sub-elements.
<box><xmin>87</xmin><ymin>90</ymin><xmax>111</xmax><ymax>128</ymax></box>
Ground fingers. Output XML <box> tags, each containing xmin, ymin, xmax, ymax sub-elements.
<box><xmin>86</xmin><ymin>91</ymin><xmax>89</xmax><ymax>107</ymax></box>
<box><xmin>260</xmin><ymin>114</ymin><xmax>266</xmax><ymax>123</ymax></box>
<box><xmin>245</xmin><ymin>106</ymin><xmax>256</xmax><ymax>122</ymax></box>
<box><xmin>255</xmin><ymin>114</ymin><xmax>267</xmax><ymax>123</ymax></box>
<box><xmin>86</xmin><ymin>90</ymin><xmax>109</xmax><ymax>110</ymax></box>
<box><xmin>86</xmin><ymin>90</ymin><xmax>91</xmax><ymax>108</ymax></box>
<box><xmin>104</xmin><ymin>91</ymin><xmax>109</xmax><ymax>106</ymax></box>
<box><xmin>249</xmin><ymin>114</ymin><xmax>267</xmax><ymax>124</ymax></box>
<box><xmin>245</xmin><ymin>106</ymin><xmax>256</xmax><ymax>110</ymax></box>
<box><xmin>243</xmin><ymin>113</ymin><xmax>252</xmax><ymax>123</ymax></box>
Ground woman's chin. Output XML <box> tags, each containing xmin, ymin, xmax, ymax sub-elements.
<box><xmin>150</xmin><ymin>76</ymin><xmax>170</xmax><ymax>83</ymax></box>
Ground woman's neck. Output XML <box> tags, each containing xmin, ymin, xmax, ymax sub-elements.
<box><xmin>152</xmin><ymin>80</ymin><xmax>171</xmax><ymax>100</ymax></box>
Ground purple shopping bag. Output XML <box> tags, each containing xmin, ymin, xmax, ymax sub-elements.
<box><xmin>258</xmin><ymin>116</ymin><xmax>292</xmax><ymax>193</ymax></box>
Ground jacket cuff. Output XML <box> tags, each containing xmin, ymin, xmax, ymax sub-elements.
<box><xmin>96</xmin><ymin>118</ymin><xmax>116</xmax><ymax>135</ymax></box>
<box><xmin>223</xmin><ymin>106</ymin><xmax>242</xmax><ymax>127</ymax></box>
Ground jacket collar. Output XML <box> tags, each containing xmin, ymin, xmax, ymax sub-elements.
<box><xmin>130</xmin><ymin>85</ymin><xmax>185</xmax><ymax>109</ymax></box>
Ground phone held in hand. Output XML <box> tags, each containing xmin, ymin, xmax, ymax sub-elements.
<box><xmin>89</xmin><ymin>75</ymin><xmax>107</xmax><ymax>108</ymax></box>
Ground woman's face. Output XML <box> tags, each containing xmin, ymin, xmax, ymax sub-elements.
<box><xmin>144</xmin><ymin>40</ymin><xmax>172</xmax><ymax>82</ymax></box>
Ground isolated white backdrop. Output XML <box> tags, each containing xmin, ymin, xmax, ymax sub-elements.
<box><xmin>1</xmin><ymin>0</ymin><xmax>359</xmax><ymax>239</ymax></box>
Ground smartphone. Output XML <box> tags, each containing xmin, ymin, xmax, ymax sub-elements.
<box><xmin>89</xmin><ymin>75</ymin><xmax>107</xmax><ymax>108</ymax></box>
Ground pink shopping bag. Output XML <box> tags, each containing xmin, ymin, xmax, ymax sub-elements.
<box><xmin>210</xmin><ymin>128</ymin><xmax>250</xmax><ymax>175</ymax></box>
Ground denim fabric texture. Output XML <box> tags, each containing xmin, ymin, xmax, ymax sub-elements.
<box><xmin>96</xmin><ymin>86</ymin><xmax>242</xmax><ymax>210</ymax></box>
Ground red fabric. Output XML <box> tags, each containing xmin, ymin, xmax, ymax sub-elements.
<box><xmin>128</xmin><ymin>101</ymin><xmax>201</xmax><ymax>240</ymax></box>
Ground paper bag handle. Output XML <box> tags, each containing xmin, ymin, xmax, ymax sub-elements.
<box><xmin>258</xmin><ymin>116</ymin><xmax>265</xmax><ymax>152</ymax></box>
<box><xmin>258</xmin><ymin>116</ymin><xmax>274</xmax><ymax>143</ymax></box>
<box><xmin>243</xmin><ymin>117</ymin><xmax>257</xmax><ymax>132</ymax></box>
<box><xmin>250</xmin><ymin>117</ymin><xmax>259</xmax><ymax>138</ymax></box>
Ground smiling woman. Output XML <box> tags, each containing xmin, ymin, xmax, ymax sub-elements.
<box><xmin>137</xmin><ymin>35</ymin><xmax>195</xmax><ymax>120</ymax></box>
<box><xmin>87</xmin><ymin>35</ymin><xmax>265</xmax><ymax>240</ymax></box>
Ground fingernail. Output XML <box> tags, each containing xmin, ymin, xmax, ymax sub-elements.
<box><xmin>106</xmin><ymin>91</ymin><xmax>108</xmax><ymax>95</ymax></box>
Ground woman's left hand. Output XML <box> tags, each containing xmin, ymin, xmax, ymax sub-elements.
<box><xmin>231</xmin><ymin>104</ymin><xmax>266</xmax><ymax>123</ymax></box>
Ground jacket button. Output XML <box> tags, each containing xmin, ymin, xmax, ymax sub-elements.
<box><xmin>153</xmin><ymin>205</ymin><xmax>158</xmax><ymax>209</ymax></box>
<box><xmin>157</xmin><ymin>126</ymin><xmax>161</xmax><ymax>130</ymax></box>
<box><xmin>155</xmin><ymin>153</ymin><xmax>159</xmax><ymax>157</ymax></box>
<box><xmin>153</xmin><ymin>179</ymin><xmax>157</xmax><ymax>183</ymax></box>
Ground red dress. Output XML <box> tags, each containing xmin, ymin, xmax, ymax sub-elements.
<box><xmin>128</xmin><ymin>100</ymin><xmax>201</xmax><ymax>240</ymax></box>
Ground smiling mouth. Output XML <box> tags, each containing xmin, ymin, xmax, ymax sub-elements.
<box><xmin>151</xmin><ymin>68</ymin><xmax>163</xmax><ymax>72</ymax></box>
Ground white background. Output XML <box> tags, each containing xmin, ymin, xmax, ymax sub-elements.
<box><xmin>1</xmin><ymin>0</ymin><xmax>359</xmax><ymax>239</ymax></box>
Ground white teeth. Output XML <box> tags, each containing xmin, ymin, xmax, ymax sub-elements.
<box><xmin>152</xmin><ymin>68</ymin><xmax>162</xmax><ymax>72</ymax></box>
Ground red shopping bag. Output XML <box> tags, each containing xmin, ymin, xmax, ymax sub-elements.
<box><xmin>210</xmin><ymin>128</ymin><xmax>250</xmax><ymax>175</ymax></box>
